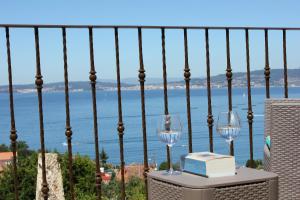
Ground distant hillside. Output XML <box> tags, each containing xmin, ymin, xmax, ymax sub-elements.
<box><xmin>0</xmin><ymin>68</ymin><xmax>299</xmax><ymax>93</ymax></box>
<box><xmin>169</xmin><ymin>68</ymin><xmax>300</xmax><ymax>88</ymax></box>
<box><xmin>0</xmin><ymin>81</ymin><xmax>133</xmax><ymax>93</ymax></box>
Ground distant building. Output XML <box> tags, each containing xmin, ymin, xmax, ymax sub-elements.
<box><xmin>100</xmin><ymin>167</ymin><xmax>112</xmax><ymax>184</ymax></box>
<box><xmin>0</xmin><ymin>152</ymin><xmax>15</xmax><ymax>173</ymax></box>
<box><xmin>101</xmin><ymin>172</ymin><xmax>112</xmax><ymax>184</ymax></box>
<box><xmin>116</xmin><ymin>163</ymin><xmax>156</xmax><ymax>183</ymax></box>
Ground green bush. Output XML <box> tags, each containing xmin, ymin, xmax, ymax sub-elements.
<box><xmin>60</xmin><ymin>153</ymin><xmax>97</xmax><ymax>199</ymax></box>
<box><xmin>126</xmin><ymin>176</ymin><xmax>146</xmax><ymax>200</ymax></box>
<box><xmin>159</xmin><ymin>161</ymin><xmax>180</xmax><ymax>171</ymax></box>
<box><xmin>246</xmin><ymin>159</ymin><xmax>263</xmax><ymax>169</ymax></box>
<box><xmin>0</xmin><ymin>142</ymin><xmax>38</xmax><ymax>200</ymax></box>
<box><xmin>0</xmin><ymin>142</ymin><xmax>147</xmax><ymax>200</ymax></box>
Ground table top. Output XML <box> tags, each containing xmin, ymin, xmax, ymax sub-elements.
<box><xmin>148</xmin><ymin>167</ymin><xmax>278</xmax><ymax>189</ymax></box>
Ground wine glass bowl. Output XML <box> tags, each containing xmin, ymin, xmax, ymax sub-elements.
<box><xmin>158</xmin><ymin>129</ymin><xmax>181</xmax><ymax>147</ymax></box>
<box><xmin>216</xmin><ymin>111</ymin><xmax>241</xmax><ymax>144</ymax></box>
<box><xmin>157</xmin><ymin>114</ymin><xmax>182</xmax><ymax>175</ymax></box>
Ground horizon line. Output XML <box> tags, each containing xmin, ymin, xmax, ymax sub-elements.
<box><xmin>0</xmin><ymin>68</ymin><xmax>299</xmax><ymax>87</ymax></box>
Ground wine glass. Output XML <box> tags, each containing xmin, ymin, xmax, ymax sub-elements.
<box><xmin>157</xmin><ymin>114</ymin><xmax>182</xmax><ymax>175</ymax></box>
<box><xmin>216</xmin><ymin>111</ymin><xmax>241</xmax><ymax>152</ymax></box>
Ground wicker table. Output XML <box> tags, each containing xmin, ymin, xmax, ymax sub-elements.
<box><xmin>148</xmin><ymin>167</ymin><xmax>278</xmax><ymax>200</ymax></box>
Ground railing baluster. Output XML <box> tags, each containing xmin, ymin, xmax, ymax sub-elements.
<box><xmin>245</xmin><ymin>29</ymin><xmax>254</xmax><ymax>168</ymax></box>
<box><xmin>88</xmin><ymin>27</ymin><xmax>102</xmax><ymax>200</ymax></box>
<box><xmin>283</xmin><ymin>29</ymin><xmax>288</xmax><ymax>98</ymax></box>
<box><xmin>114</xmin><ymin>27</ymin><xmax>126</xmax><ymax>200</ymax></box>
<box><xmin>183</xmin><ymin>28</ymin><xmax>193</xmax><ymax>153</ymax></box>
<box><xmin>34</xmin><ymin>27</ymin><xmax>49</xmax><ymax>200</ymax></box>
<box><xmin>264</xmin><ymin>29</ymin><xmax>271</xmax><ymax>98</ymax></box>
<box><xmin>225</xmin><ymin>29</ymin><xmax>234</xmax><ymax>156</ymax></box>
<box><xmin>62</xmin><ymin>27</ymin><xmax>75</xmax><ymax>200</ymax></box>
<box><xmin>205</xmin><ymin>28</ymin><xmax>214</xmax><ymax>153</ymax></box>
<box><xmin>161</xmin><ymin>28</ymin><xmax>171</xmax><ymax>167</ymax></box>
<box><xmin>138</xmin><ymin>28</ymin><xmax>149</xmax><ymax>198</ymax></box>
<box><xmin>5</xmin><ymin>27</ymin><xmax>19</xmax><ymax>200</ymax></box>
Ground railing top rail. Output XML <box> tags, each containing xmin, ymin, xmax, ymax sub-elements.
<box><xmin>1</xmin><ymin>24</ymin><xmax>300</xmax><ymax>30</ymax></box>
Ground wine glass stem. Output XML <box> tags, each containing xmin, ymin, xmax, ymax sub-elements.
<box><xmin>169</xmin><ymin>146</ymin><xmax>173</xmax><ymax>174</ymax></box>
<box><xmin>228</xmin><ymin>142</ymin><xmax>231</xmax><ymax>155</ymax></box>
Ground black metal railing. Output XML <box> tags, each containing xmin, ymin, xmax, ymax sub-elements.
<box><xmin>34</xmin><ymin>27</ymin><xmax>49</xmax><ymax>199</ymax></box>
<box><xmin>5</xmin><ymin>26</ymin><xmax>19</xmax><ymax>199</ymax></box>
<box><xmin>205</xmin><ymin>28</ymin><xmax>214</xmax><ymax>154</ymax></box>
<box><xmin>62</xmin><ymin>27</ymin><xmax>75</xmax><ymax>200</ymax></box>
<box><xmin>1</xmin><ymin>24</ymin><xmax>294</xmax><ymax>200</ymax></box>
<box><xmin>160</xmin><ymin>28</ymin><xmax>172</xmax><ymax>170</ymax></box>
<box><xmin>88</xmin><ymin>27</ymin><xmax>102</xmax><ymax>200</ymax></box>
<box><xmin>138</xmin><ymin>27</ymin><xmax>149</xmax><ymax>195</ymax></box>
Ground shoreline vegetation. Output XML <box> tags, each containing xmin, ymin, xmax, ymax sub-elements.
<box><xmin>0</xmin><ymin>141</ymin><xmax>263</xmax><ymax>200</ymax></box>
<box><xmin>0</xmin><ymin>69</ymin><xmax>299</xmax><ymax>93</ymax></box>
<box><xmin>0</xmin><ymin>141</ymin><xmax>147</xmax><ymax>200</ymax></box>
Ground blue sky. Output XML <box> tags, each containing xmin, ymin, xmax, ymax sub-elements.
<box><xmin>0</xmin><ymin>1</ymin><xmax>300</xmax><ymax>84</ymax></box>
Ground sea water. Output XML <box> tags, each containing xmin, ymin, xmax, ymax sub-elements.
<box><xmin>0</xmin><ymin>87</ymin><xmax>299</xmax><ymax>166</ymax></box>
